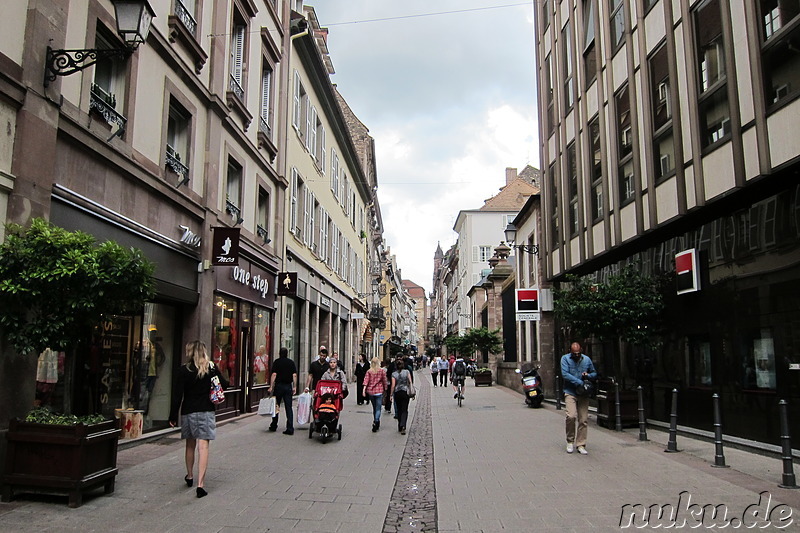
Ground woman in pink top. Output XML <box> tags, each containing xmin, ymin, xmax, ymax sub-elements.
<box><xmin>362</xmin><ymin>357</ymin><xmax>388</xmax><ymax>432</ymax></box>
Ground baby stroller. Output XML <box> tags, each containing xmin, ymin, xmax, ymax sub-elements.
<box><xmin>308</xmin><ymin>379</ymin><xmax>343</xmax><ymax>442</ymax></box>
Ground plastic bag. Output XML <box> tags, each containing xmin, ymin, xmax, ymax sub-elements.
<box><xmin>258</xmin><ymin>396</ymin><xmax>276</xmax><ymax>416</ymax></box>
<box><xmin>296</xmin><ymin>392</ymin><xmax>312</xmax><ymax>425</ymax></box>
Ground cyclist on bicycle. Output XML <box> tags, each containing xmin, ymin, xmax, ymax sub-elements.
<box><xmin>451</xmin><ymin>355</ymin><xmax>467</xmax><ymax>400</ymax></box>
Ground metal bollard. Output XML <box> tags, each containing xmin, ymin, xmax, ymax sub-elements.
<box><xmin>711</xmin><ymin>393</ymin><xmax>729</xmax><ymax>468</ymax></box>
<box><xmin>556</xmin><ymin>375</ymin><xmax>562</xmax><ymax>410</ymax></box>
<box><xmin>614</xmin><ymin>379</ymin><xmax>623</xmax><ymax>431</ymax></box>
<box><xmin>665</xmin><ymin>388</ymin><xmax>679</xmax><ymax>453</ymax></box>
<box><xmin>637</xmin><ymin>386</ymin><xmax>648</xmax><ymax>441</ymax></box>
<box><xmin>778</xmin><ymin>400</ymin><xmax>799</xmax><ymax>489</ymax></box>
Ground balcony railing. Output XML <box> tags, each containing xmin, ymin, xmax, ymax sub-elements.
<box><xmin>258</xmin><ymin>115</ymin><xmax>271</xmax><ymax>139</ymax></box>
<box><xmin>174</xmin><ymin>0</ymin><xmax>197</xmax><ymax>37</ymax></box>
<box><xmin>256</xmin><ymin>224</ymin><xmax>269</xmax><ymax>244</ymax></box>
<box><xmin>89</xmin><ymin>86</ymin><xmax>127</xmax><ymax>133</ymax></box>
<box><xmin>165</xmin><ymin>144</ymin><xmax>189</xmax><ymax>178</ymax></box>
<box><xmin>228</xmin><ymin>75</ymin><xmax>245</xmax><ymax>101</ymax></box>
<box><xmin>226</xmin><ymin>200</ymin><xmax>242</xmax><ymax>223</ymax></box>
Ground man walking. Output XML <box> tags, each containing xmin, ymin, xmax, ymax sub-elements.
<box><xmin>437</xmin><ymin>355</ymin><xmax>449</xmax><ymax>386</ymax></box>
<box><xmin>561</xmin><ymin>342</ymin><xmax>596</xmax><ymax>455</ymax></box>
<box><xmin>306</xmin><ymin>346</ymin><xmax>329</xmax><ymax>392</ymax></box>
<box><xmin>269</xmin><ymin>347</ymin><xmax>297</xmax><ymax>435</ymax></box>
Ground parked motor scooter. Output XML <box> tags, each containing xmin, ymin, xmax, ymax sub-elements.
<box><xmin>515</xmin><ymin>367</ymin><xmax>544</xmax><ymax>408</ymax></box>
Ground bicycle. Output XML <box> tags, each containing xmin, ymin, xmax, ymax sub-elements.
<box><xmin>454</xmin><ymin>376</ymin><xmax>464</xmax><ymax>407</ymax></box>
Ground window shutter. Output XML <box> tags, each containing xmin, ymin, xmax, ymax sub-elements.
<box><xmin>306</xmin><ymin>99</ymin><xmax>313</xmax><ymax>148</ymax></box>
<box><xmin>292</xmin><ymin>71</ymin><xmax>301</xmax><ymax>127</ymax></box>
<box><xmin>261</xmin><ymin>68</ymin><xmax>271</xmax><ymax>121</ymax></box>
<box><xmin>472</xmin><ymin>246</ymin><xmax>479</xmax><ymax>262</ymax></box>
<box><xmin>330</xmin><ymin>151</ymin><xmax>338</xmax><ymax>195</ymax></box>
<box><xmin>290</xmin><ymin>169</ymin><xmax>298</xmax><ymax>234</ymax></box>
<box><xmin>319</xmin><ymin>125</ymin><xmax>326</xmax><ymax>170</ymax></box>
<box><xmin>307</xmin><ymin>106</ymin><xmax>317</xmax><ymax>153</ymax></box>
<box><xmin>231</xmin><ymin>25</ymin><xmax>245</xmax><ymax>83</ymax></box>
<box><xmin>303</xmin><ymin>188</ymin><xmax>312</xmax><ymax>245</ymax></box>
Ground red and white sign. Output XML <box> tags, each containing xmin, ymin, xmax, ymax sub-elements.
<box><xmin>676</xmin><ymin>249</ymin><xmax>700</xmax><ymax>295</ymax></box>
<box><xmin>516</xmin><ymin>288</ymin><xmax>540</xmax><ymax>321</ymax></box>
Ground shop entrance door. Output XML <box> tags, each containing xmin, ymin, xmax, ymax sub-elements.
<box><xmin>240</xmin><ymin>325</ymin><xmax>251</xmax><ymax>414</ymax></box>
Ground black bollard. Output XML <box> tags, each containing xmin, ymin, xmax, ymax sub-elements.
<box><xmin>556</xmin><ymin>375</ymin><xmax>562</xmax><ymax>411</ymax></box>
<box><xmin>778</xmin><ymin>400</ymin><xmax>799</xmax><ymax>489</ymax></box>
<box><xmin>614</xmin><ymin>379</ymin><xmax>623</xmax><ymax>431</ymax></box>
<box><xmin>665</xmin><ymin>388</ymin><xmax>679</xmax><ymax>453</ymax></box>
<box><xmin>637</xmin><ymin>386</ymin><xmax>648</xmax><ymax>441</ymax></box>
<box><xmin>711</xmin><ymin>393</ymin><xmax>729</xmax><ymax>468</ymax></box>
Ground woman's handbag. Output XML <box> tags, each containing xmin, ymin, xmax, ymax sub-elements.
<box><xmin>258</xmin><ymin>396</ymin><xmax>276</xmax><ymax>416</ymax></box>
<box><xmin>408</xmin><ymin>381</ymin><xmax>417</xmax><ymax>399</ymax></box>
<box><xmin>210</xmin><ymin>375</ymin><xmax>225</xmax><ymax>404</ymax></box>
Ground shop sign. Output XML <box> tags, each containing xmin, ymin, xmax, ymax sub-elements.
<box><xmin>319</xmin><ymin>295</ymin><xmax>331</xmax><ymax>310</ymax></box>
<box><xmin>231</xmin><ymin>266</ymin><xmax>271</xmax><ymax>299</ymax></box>
<box><xmin>676</xmin><ymin>249</ymin><xmax>701</xmax><ymax>295</ymax></box>
<box><xmin>178</xmin><ymin>225</ymin><xmax>201</xmax><ymax>248</ymax></box>
<box><xmin>211</xmin><ymin>227</ymin><xmax>240</xmax><ymax>266</ymax></box>
<box><xmin>277</xmin><ymin>272</ymin><xmax>298</xmax><ymax>296</ymax></box>
<box><xmin>516</xmin><ymin>288</ymin><xmax>540</xmax><ymax>321</ymax></box>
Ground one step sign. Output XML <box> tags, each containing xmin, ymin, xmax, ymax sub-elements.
<box><xmin>516</xmin><ymin>288</ymin><xmax>540</xmax><ymax>321</ymax></box>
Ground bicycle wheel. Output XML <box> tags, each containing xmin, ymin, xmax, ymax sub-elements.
<box><xmin>457</xmin><ymin>383</ymin><xmax>462</xmax><ymax>407</ymax></box>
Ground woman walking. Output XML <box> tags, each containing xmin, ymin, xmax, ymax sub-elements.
<box><xmin>362</xmin><ymin>357</ymin><xmax>387</xmax><ymax>431</ymax></box>
<box><xmin>169</xmin><ymin>340</ymin><xmax>229</xmax><ymax>498</ymax></box>
<box><xmin>390</xmin><ymin>360</ymin><xmax>413</xmax><ymax>435</ymax></box>
<box><xmin>430</xmin><ymin>356</ymin><xmax>439</xmax><ymax>387</ymax></box>
<box><xmin>321</xmin><ymin>358</ymin><xmax>349</xmax><ymax>398</ymax></box>
<box><xmin>355</xmin><ymin>354</ymin><xmax>368</xmax><ymax>405</ymax></box>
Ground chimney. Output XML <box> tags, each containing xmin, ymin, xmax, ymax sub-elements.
<box><xmin>505</xmin><ymin>167</ymin><xmax>518</xmax><ymax>185</ymax></box>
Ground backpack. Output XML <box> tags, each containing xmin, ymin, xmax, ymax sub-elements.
<box><xmin>454</xmin><ymin>359</ymin><xmax>466</xmax><ymax>376</ymax></box>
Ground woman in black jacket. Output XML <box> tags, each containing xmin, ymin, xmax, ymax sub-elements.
<box><xmin>169</xmin><ymin>340</ymin><xmax>229</xmax><ymax>498</ymax></box>
<box><xmin>354</xmin><ymin>354</ymin><xmax>368</xmax><ymax>405</ymax></box>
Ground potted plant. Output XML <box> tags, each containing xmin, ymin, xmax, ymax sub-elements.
<box><xmin>2</xmin><ymin>408</ymin><xmax>119</xmax><ymax>508</ymax></box>
<box><xmin>0</xmin><ymin>219</ymin><xmax>155</xmax><ymax>507</ymax></box>
<box><xmin>473</xmin><ymin>367</ymin><xmax>493</xmax><ymax>386</ymax></box>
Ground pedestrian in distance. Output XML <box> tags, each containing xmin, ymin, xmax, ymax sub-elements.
<box><xmin>355</xmin><ymin>354</ymin><xmax>368</xmax><ymax>405</ymax></box>
<box><xmin>269</xmin><ymin>347</ymin><xmax>297</xmax><ymax>435</ymax></box>
<box><xmin>362</xmin><ymin>356</ymin><xmax>388</xmax><ymax>432</ymax></box>
<box><xmin>561</xmin><ymin>342</ymin><xmax>597</xmax><ymax>455</ymax></box>
<box><xmin>430</xmin><ymin>356</ymin><xmax>439</xmax><ymax>386</ymax></box>
<box><xmin>437</xmin><ymin>355</ymin><xmax>449</xmax><ymax>386</ymax></box>
<box><xmin>390</xmin><ymin>359</ymin><xmax>413</xmax><ymax>435</ymax></box>
<box><xmin>306</xmin><ymin>346</ymin><xmax>329</xmax><ymax>393</ymax></box>
<box><xmin>169</xmin><ymin>340</ymin><xmax>229</xmax><ymax>498</ymax></box>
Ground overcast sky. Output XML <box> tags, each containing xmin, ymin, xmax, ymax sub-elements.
<box><xmin>310</xmin><ymin>1</ymin><xmax>540</xmax><ymax>295</ymax></box>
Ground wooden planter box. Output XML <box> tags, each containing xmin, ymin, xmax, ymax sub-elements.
<box><xmin>2</xmin><ymin>418</ymin><xmax>120</xmax><ymax>508</ymax></box>
<box><xmin>474</xmin><ymin>372</ymin><xmax>493</xmax><ymax>386</ymax></box>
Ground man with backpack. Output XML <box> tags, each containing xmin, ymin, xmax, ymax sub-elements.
<box><xmin>450</xmin><ymin>356</ymin><xmax>468</xmax><ymax>400</ymax></box>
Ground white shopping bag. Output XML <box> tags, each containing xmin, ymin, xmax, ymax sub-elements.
<box><xmin>296</xmin><ymin>391</ymin><xmax>312</xmax><ymax>425</ymax></box>
<box><xmin>258</xmin><ymin>396</ymin><xmax>276</xmax><ymax>416</ymax></box>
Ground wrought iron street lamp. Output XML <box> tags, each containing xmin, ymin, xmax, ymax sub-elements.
<box><xmin>504</xmin><ymin>223</ymin><xmax>539</xmax><ymax>255</ymax></box>
<box><xmin>44</xmin><ymin>0</ymin><xmax>155</xmax><ymax>87</ymax></box>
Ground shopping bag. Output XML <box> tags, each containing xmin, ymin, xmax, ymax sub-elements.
<box><xmin>257</xmin><ymin>396</ymin><xmax>276</xmax><ymax>416</ymax></box>
<box><xmin>210</xmin><ymin>375</ymin><xmax>225</xmax><ymax>405</ymax></box>
<box><xmin>296</xmin><ymin>392</ymin><xmax>312</xmax><ymax>425</ymax></box>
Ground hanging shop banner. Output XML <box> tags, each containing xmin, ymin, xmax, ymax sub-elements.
<box><xmin>676</xmin><ymin>249</ymin><xmax>701</xmax><ymax>295</ymax></box>
<box><xmin>211</xmin><ymin>227</ymin><xmax>240</xmax><ymax>266</ymax></box>
<box><xmin>516</xmin><ymin>287</ymin><xmax>540</xmax><ymax>321</ymax></box>
<box><xmin>277</xmin><ymin>272</ymin><xmax>298</xmax><ymax>296</ymax></box>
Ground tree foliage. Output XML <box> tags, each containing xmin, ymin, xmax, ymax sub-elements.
<box><xmin>0</xmin><ymin>218</ymin><xmax>156</xmax><ymax>355</ymax></box>
<box><xmin>444</xmin><ymin>327</ymin><xmax>503</xmax><ymax>357</ymax></box>
<box><xmin>554</xmin><ymin>263</ymin><xmax>665</xmax><ymax>347</ymax></box>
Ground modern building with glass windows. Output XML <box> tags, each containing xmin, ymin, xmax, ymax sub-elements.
<box><xmin>536</xmin><ymin>0</ymin><xmax>800</xmax><ymax>445</ymax></box>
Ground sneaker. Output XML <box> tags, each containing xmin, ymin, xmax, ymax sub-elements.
<box><xmin>453</xmin><ymin>393</ymin><xmax>458</xmax><ymax>399</ymax></box>
<box><xmin>459</xmin><ymin>395</ymin><xmax>464</xmax><ymax>400</ymax></box>
<box><xmin>566</xmin><ymin>443</ymin><xmax>575</xmax><ymax>453</ymax></box>
<box><xmin>577</xmin><ymin>446</ymin><xmax>588</xmax><ymax>455</ymax></box>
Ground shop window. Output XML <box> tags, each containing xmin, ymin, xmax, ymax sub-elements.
<box><xmin>213</xmin><ymin>295</ymin><xmax>239</xmax><ymax>385</ymax></box>
<box><xmin>93</xmin><ymin>30</ymin><xmax>124</xmax><ymax>110</ymax></box>
<box><xmin>685</xmin><ymin>336</ymin><xmax>712</xmax><ymax>387</ymax></box>
<box><xmin>742</xmin><ymin>328</ymin><xmax>777</xmax><ymax>390</ymax></box>
<box><xmin>252</xmin><ymin>306</ymin><xmax>272</xmax><ymax>386</ymax></box>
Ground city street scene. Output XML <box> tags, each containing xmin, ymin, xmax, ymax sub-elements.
<box><xmin>1</xmin><ymin>0</ymin><xmax>800</xmax><ymax>531</ymax></box>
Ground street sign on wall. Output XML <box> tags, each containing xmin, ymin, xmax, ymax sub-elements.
<box><xmin>516</xmin><ymin>288</ymin><xmax>540</xmax><ymax>321</ymax></box>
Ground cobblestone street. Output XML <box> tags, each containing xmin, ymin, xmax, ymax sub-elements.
<box><xmin>1</xmin><ymin>378</ymin><xmax>799</xmax><ymax>532</ymax></box>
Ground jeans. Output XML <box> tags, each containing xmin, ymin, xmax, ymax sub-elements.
<box><xmin>271</xmin><ymin>383</ymin><xmax>294</xmax><ymax>430</ymax></box>
<box><xmin>394</xmin><ymin>390</ymin><xmax>410</xmax><ymax>430</ymax></box>
<box><xmin>369</xmin><ymin>394</ymin><xmax>383</xmax><ymax>422</ymax></box>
